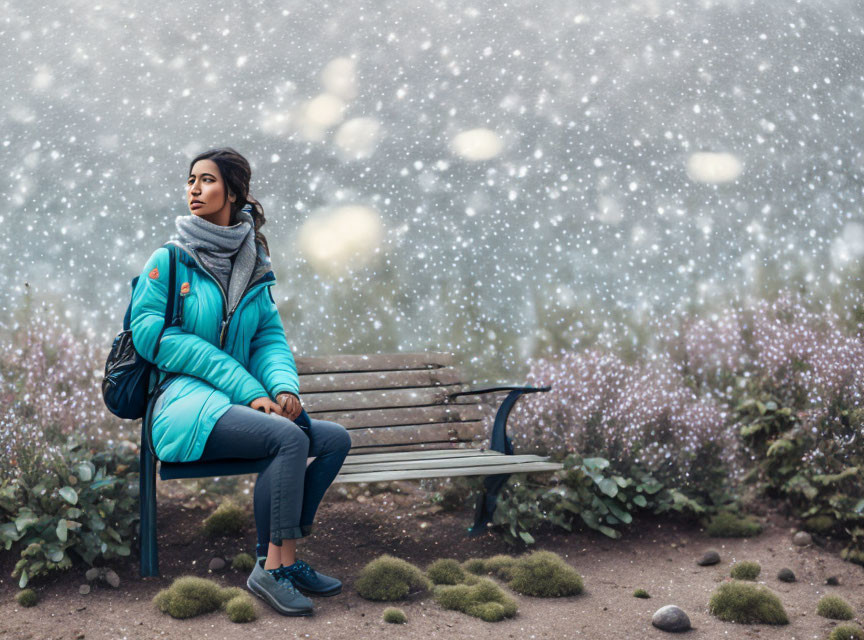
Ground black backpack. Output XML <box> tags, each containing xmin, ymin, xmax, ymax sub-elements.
<box><xmin>102</xmin><ymin>244</ymin><xmax>184</xmax><ymax>419</ymax></box>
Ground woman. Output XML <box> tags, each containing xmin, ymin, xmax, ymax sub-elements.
<box><xmin>130</xmin><ymin>147</ymin><xmax>352</xmax><ymax>617</ymax></box>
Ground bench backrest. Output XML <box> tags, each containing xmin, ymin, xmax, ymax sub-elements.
<box><xmin>294</xmin><ymin>352</ymin><xmax>492</xmax><ymax>455</ymax></box>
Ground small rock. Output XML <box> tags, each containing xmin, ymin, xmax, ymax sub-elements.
<box><xmin>78</xmin><ymin>584</ymin><xmax>90</xmax><ymax>595</ymax></box>
<box><xmin>777</xmin><ymin>568</ymin><xmax>796</xmax><ymax>583</ymax></box>
<box><xmin>826</xmin><ymin>576</ymin><xmax>840</xmax><ymax>586</ymax></box>
<box><xmin>209</xmin><ymin>557</ymin><xmax>226</xmax><ymax>571</ymax></box>
<box><xmin>85</xmin><ymin>568</ymin><xmax>101</xmax><ymax>581</ymax></box>
<box><xmin>652</xmin><ymin>605</ymin><xmax>692</xmax><ymax>632</ymax></box>
<box><xmin>793</xmin><ymin>531</ymin><xmax>812</xmax><ymax>546</ymax></box>
<box><xmin>104</xmin><ymin>569</ymin><xmax>120</xmax><ymax>588</ymax></box>
<box><xmin>697</xmin><ymin>550</ymin><xmax>721</xmax><ymax>566</ymax></box>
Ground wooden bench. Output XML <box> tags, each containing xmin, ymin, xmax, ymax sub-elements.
<box><xmin>138</xmin><ymin>352</ymin><xmax>559</xmax><ymax>577</ymax></box>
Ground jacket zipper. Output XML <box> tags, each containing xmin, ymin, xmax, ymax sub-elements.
<box><xmin>165</xmin><ymin>241</ymin><xmax>273</xmax><ymax>349</ymax></box>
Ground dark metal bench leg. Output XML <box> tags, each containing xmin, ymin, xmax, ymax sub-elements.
<box><xmin>139</xmin><ymin>443</ymin><xmax>159</xmax><ymax>577</ymax></box>
<box><xmin>467</xmin><ymin>472</ymin><xmax>511</xmax><ymax>536</ymax></box>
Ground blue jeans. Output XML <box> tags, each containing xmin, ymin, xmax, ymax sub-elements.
<box><xmin>197</xmin><ymin>404</ymin><xmax>352</xmax><ymax>558</ymax></box>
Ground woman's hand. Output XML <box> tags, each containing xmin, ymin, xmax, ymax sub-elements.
<box><xmin>249</xmin><ymin>396</ymin><xmax>284</xmax><ymax>415</ymax></box>
<box><xmin>276</xmin><ymin>392</ymin><xmax>303</xmax><ymax>421</ymax></box>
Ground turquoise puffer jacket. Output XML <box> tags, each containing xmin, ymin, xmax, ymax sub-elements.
<box><xmin>130</xmin><ymin>238</ymin><xmax>301</xmax><ymax>463</ymax></box>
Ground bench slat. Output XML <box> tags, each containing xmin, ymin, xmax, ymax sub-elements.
<box><xmin>343</xmin><ymin>449</ymin><xmax>505</xmax><ymax>464</ymax></box>
<box><xmin>295</xmin><ymin>352</ymin><xmax>456</xmax><ymax>375</ymax></box>
<box><xmin>334</xmin><ymin>461</ymin><xmax>563</xmax><ymax>483</ymax></box>
<box><xmin>299</xmin><ymin>385</ymin><xmax>470</xmax><ymax>412</ymax></box>
<box><xmin>341</xmin><ymin>442</ymin><xmax>483</xmax><ymax>455</ymax></box>
<box><xmin>310</xmin><ymin>404</ymin><xmax>488</xmax><ymax>429</ymax></box>
<box><xmin>297</xmin><ymin>367</ymin><xmax>465</xmax><ymax>394</ymax></box>
<box><xmin>348</xmin><ymin>421</ymin><xmax>486</xmax><ymax>447</ymax></box>
<box><xmin>339</xmin><ymin>454</ymin><xmax>553</xmax><ymax>474</ymax></box>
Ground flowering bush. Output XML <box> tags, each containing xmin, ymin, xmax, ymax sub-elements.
<box><xmin>0</xmin><ymin>294</ymin><xmax>122</xmax><ymax>487</ymax></box>
<box><xmin>508</xmin><ymin>347</ymin><xmax>737</xmax><ymax>506</ymax></box>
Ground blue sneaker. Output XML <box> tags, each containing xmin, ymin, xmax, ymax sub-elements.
<box><xmin>246</xmin><ymin>558</ymin><xmax>314</xmax><ymax>616</ymax></box>
<box><xmin>282</xmin><ymin>558</ymin><xmax>342</xmax><ymax>597</ymax></box>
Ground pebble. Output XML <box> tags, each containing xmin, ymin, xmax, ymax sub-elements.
<box><xmin>777</xmin><ymin>568</ymin><xmax>796</xmax><ymax>583</ymax></box>
<box><xmin>209</xmin><ymin>557</ymin><xmax>226</xmax><ymax>571</ymax></box>
<box><xmin>697</xmin><ymin>549</ymin><xmax>720</xmax><ymax>566</ymax></box>
<box><xmin>826</xmin><ymin>576</ymin><xmax>840</xmax><ymax>586</ymax></box>
<box><xmin>78</xmin><ymin>584</ymin><xmax>90</xmax><ymax>595</ymax></box>
<box><xmin>652</xmin><ymin>605</ymin><xmax>692</xmax><ymax>632</ymax></box>
<box><xmin>104</xmin><ymin>570</ymin><xmax>120</xmax><ymax>588</ymax></box>
<box><xmin>85</xmin><ymin>568</ymin><xmax>101</xmax><ymax>581</ymax></box>
<box><xmin>792</xmin><ymin>531</ymin><xmax>812</xmax><ymax>546</ymax></box>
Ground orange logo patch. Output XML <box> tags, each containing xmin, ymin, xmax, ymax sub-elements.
<box><xmin>180</xmin><ymin>282</ymin><xmax>190</xmax><ymax>295</ymax></box>
<box><xmin>149</xmin><ymin>267</ymin><xmax>159</xmax><ymax>280</ymax></box>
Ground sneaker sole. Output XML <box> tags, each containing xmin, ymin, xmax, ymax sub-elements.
<box><xmin>246</xmin><ymin>576</ymin><xmax>315</xmax><ymax>616</ymax></box>
<box><xmin>296</xmin><ymin>584</ymin><xmax>342</xmax><ymax>597</ymax></box>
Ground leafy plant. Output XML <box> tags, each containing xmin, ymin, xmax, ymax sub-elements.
<box><xmin>485</xmin><ymin>454</ymin><xmax>702</xmax><ymax>546</ymax></box>
<box><xmin>0</xmin><ymin>433</ymin><xmax>140</xmax><ymax>588</ymax></box>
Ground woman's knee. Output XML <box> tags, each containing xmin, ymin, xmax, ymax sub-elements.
<box><xmin>325</xmin><ymin>422</ymin><xmax>352</xmax><ymax>454</ymax></box>
<box><xmin>275</xmin><ymin>421</ymin><xmax>310</xmax><ymax>452</ymax></box>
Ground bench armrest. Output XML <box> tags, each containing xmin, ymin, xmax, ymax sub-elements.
<box><xmin>448</xmin><ymin>385</ymin><xmax>552</xmax><ymax>455</ymax></box>
<box><xmin>447</xmin><ymin>385</ymin><xmax>551</xmax><ymax>399</ymax></box>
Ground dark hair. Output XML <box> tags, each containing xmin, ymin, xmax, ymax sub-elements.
<box><xmin>187</xmin><ymin>147</ymin><xmax>270</xmax><ymax>256</ymax></box>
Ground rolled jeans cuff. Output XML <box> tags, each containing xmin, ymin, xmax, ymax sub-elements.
<box><xmin>270</xmin><ymin>523</ymin><xmax>314</xmax><ymax>542</ymax></box>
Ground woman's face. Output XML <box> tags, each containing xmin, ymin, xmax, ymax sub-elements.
<box><xmin>186</xmin><ymin>158</ymin><xmax>234</xmax><ymax>222</ymax></box>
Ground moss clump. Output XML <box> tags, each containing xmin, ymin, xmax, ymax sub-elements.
<box><xmin>507</xmin><ymin>550</ymin><xmax>583</xmax><ymax>597</ymax></box>
<box><xmin>230</xmin><ymin>552</ymin><xmax>256</xmax><ymax>572</ymax></box>
<box><xmin>382</xmin><ymin>607</ymin><xmax>407</xmax><ymax>623</ymax></box>
<box><xmin>15</xmin><ymin>588</ymin><xmax>38</xmax><ymax>607</ymax></box>
<box><xmin>828</xmin><ymin>623</ymin><xmax>864</xmax><ymax>640</ymax></box>
<box><xmin>463</xmin><ymin>554</ymin><xmax>519</xmax><ymax>581</ymax></box>
<box><xmin>708</xmin><ymin>581</ymin><xmax>789</xmax><ymax>625</ymax></box>
<box><xmin>224</xmin><ymin>594</ymin><xmax>257</xmax><ymax>623</ymax></box>
<box><xmin>427</xmin><ymin>559</ymin><xmax>466</xmax><ymax>585</ymax></box>
<box><xmin>153</xmin><ymin>576</ymin><xmax>256</xmax><ymax>621</ymax></box>
<box><xmin>434</xmin><ymin>578</ymin><xmax>518</xmax><ymax>622</ymax></box>
<box><xmin>462</xmin><ymin>558</ymin><xmax>487</xmax><ymax>575</ymax></box>
<box><xmin>355</xmin><ymin>555</ymin><xmax>431</xmax><ymax>601</ymax></box>
<box><xmin>633</xmin><ymin>588</ymin><xmax>650</xmax><ymax>598</ymax></box>
<box><xmin>816</xmin><ymin>594</ymin><xmax>855</xmax><ymax>620</ymax></box>
<box><xmin>706</xmin><ymin>511</ymin><xmax>763</xmax><ymax>537</ymax></box>
<box><xmin>153</xmin><ymin>576</ymin><xmax>225</xmax><ymax>619</ymax></box>
<box><xmin>202</xmin><ymin>500</ymin><xmax>248</xmax><ymax>538</ymax></box>
<box><xmin>730</xmin><ymin>561</ymin><xmax>762</xmax><ymax>581</ymax></box>
<box><xmin>803</xmin><ymin>515</ymin><xmax>836</xmax><ymax>535</ymax></box>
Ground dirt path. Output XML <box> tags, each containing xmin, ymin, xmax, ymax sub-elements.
<box><xmin>1</xmin><ymin>481</ymin><xmax>863</xmax><ymax>640</ymax></box>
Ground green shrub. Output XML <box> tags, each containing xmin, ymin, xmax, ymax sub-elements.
<box><xmin>427</xmin><ymin>559</ymin><xmax>466</xmax><ymax>585</ymax></box>
<box><xmin>828</xmin><ymin>623</ymin><xmax>864</xmax><ymax>640</ymax></box>
<box><xmin>816</xmin><ymin>594</ymin><xmax>855</xmax><ymax>620</ymax></box>
<box><xmin>486</xmin><ymin>456</ymin><xmax>676</xmax><ymax>547</ymax></box>
<box><xmin>633</xmin><ymin>588</ymin><xmax>650</xmax><ymax>598</ymax></box>
<box><xmin>355</xmin><ymin>555</ymin><xmax>431</xmax><ymax>601</ymax></box>
<box><xmin>434</xmin><ymin>578</ymin><xmax>518</xmax><ymax>622</ymax></box>
<box><xmin>15</xmin><ymin>588</ymin><xmax>38</xmax><ymax>607</ymax></box>
<box><xmin>231</xmin><ymin>552</ymin><xmax>256</xmax><ymax>572</ymax></box>
<box><xmin>708</xmin><ymin>581</ymin><xmax>789</xmax><ymax>624</ymax></box>
<box><xmin>706</xmin><ymin>511</ymin><xmax>763</xmax><ymax>537</ymax></box>
<box><xmin>224</xmin><ymin>594</ymin><xmax>257</xmax><ymax>623</ymax></box>
<box><xmin>507</xmin><ymin>550</ymin><xmax>584</xmax><ymax>597</ymax></box>
<box><xmin>218</xmin><ymin>586</ymin><xmax>247</xmax><ymax>606</ymax></box>
<box><xmin>0</xmin><ymin>434</ymin><xmax>141</xmax><ymax>589</ymax></box>
<box><xmin>382</xmin><ymin>607</ymin><xmax>407</xmax><ymax>623</ymax></box>
<box><xmin>730</xmin><ymin>561</ymin><xmax>761</xmax><ymax>580</ymax></box>
<box><xmin>202</xmin><ymin>501</ymin><xmax>247</xmax><ymax>538</ymax></box>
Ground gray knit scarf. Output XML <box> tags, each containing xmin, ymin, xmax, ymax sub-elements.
<box><xmin>173</xmin><ymin>204</ymin><xmax>257</xmax><ymax>313</ymax></box>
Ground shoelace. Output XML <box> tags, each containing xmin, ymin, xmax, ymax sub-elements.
<box><xmin>271</xmin><ymin>566</ymin><xmax>300</xmax><ymax>593</ymax></box>
<box><xmin>285</xmin><ymin>559</ymin><xmax>316</xmax><ymax>579</ymax></box>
